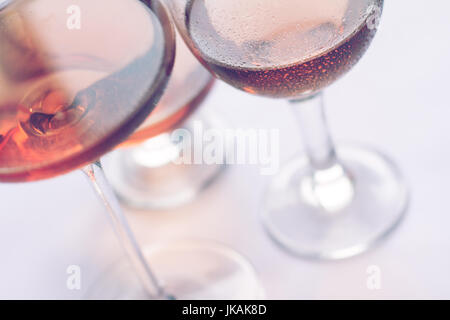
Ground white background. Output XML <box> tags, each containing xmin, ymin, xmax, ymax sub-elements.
<box><xmin>1</xmin><ymin>0</ymin><xmax>450</xmax><ymax>299</ymax></box>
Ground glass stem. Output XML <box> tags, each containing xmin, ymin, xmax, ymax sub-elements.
<box><xmin>290</xmin><ymin>93</ymin><xmax>354</xmax><ymax>212</ymax></box>
<box><xmin>290</xmin><ymin>93</ymin><xmax>338</xmax><ymax>170</ymax></box>
<box><xmin>81</xmin><ymin>161</ymin><xmax>171</xmax><ymax>299</ymax></box>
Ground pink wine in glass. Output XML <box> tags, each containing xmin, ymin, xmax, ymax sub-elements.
<box><xmin>0</xmin><ymin>0</ymin><xmax>174</xmax><ymax>181</ymax></box>
<box><xmin>123</xmin><ymin>33</ymin><xmax>214</xmax><ymax>146</ymax></box>
<box><xmin>167</xmin><ymin>0</ymin><xmax>408</xmax><ymax>261</ymax></box>
<box><xmin>184</xmin><ymin>0</ymin><xmax>381</xmax><ymax>98</ymax></box>
<box><xmin>104</xmin><ymin>32</ymin><xmax>219</xmax><ymax>210</ymax></box>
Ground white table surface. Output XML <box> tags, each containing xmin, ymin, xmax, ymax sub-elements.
<box><xmin>1</xmin><ymin>0</ymin><xmax>450</xmax><ymax>299</ymax></box>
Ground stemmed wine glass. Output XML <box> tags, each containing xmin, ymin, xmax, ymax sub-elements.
<box><xmin>167</xmin><ymin>0</ymin><xmax>408</xmax><ymax>259</ymax></box>
<box><xmin>0</xmin><ymin>0</ymin><xmax>261</xmax><ymax>299</ymax></box>
<box><xmin>102</xmin><ymin>31</ymin><xmax>226</xmax><ymax>210</ymax></box>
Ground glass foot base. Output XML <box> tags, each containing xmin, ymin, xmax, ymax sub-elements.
<box><xmin>85</xmin><ymin>241</ymin><xmax>263</xmax><ymax>300</ymax></box>
<box><xmin>261</xmin><ymin>145</ymin><xmax>409</xmax><ymax>260</ymax></box>
<box><xmin>103</xmin><ymin>110</ymin><xmax>226</xmax><ymax>210</ymax></box>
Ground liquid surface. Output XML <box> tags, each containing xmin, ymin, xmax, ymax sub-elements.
<box><xmin>0</xmin><ymin>0</ymin><xmax>174</xmax><ymax>181</ymax></box>
<box><xmin>124</xmin><ymin>33</ymin><xmax>214</xmax><ymax>146</ymax></box>
<box><xmin>178</xmin><ymin>0</ymin><xmax>381</xmax><ymax>98</ymax></box>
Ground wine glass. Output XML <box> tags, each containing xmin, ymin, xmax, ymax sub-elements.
<box><xmin>102</xmin><ymin>31</ymin><xmax>226</xmax><ymax>210</ymax></box>
<box><xmin>0</xmin><ymin>0</ymin><xmax>261</xmax><ymax>299</ymax></box>
<box><xmin>167</xmin><ymin>0</ymin><xmax>408</xmax><ymax>259</ymax></box>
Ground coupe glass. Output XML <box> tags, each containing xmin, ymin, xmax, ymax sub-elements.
<box><xmin>103</xmin><ymin>32</ymin><xmax>226</xmax><ymax>210</ymax></box>
<box><xmin>0</xmin><ymin>0</ymin><xmax>261</xmax><ymax>299</ymax></box>
<box><xmin>167</xmin><ymin>0</ymin><xmax>408</xmax><ymax>259</ymax></box>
